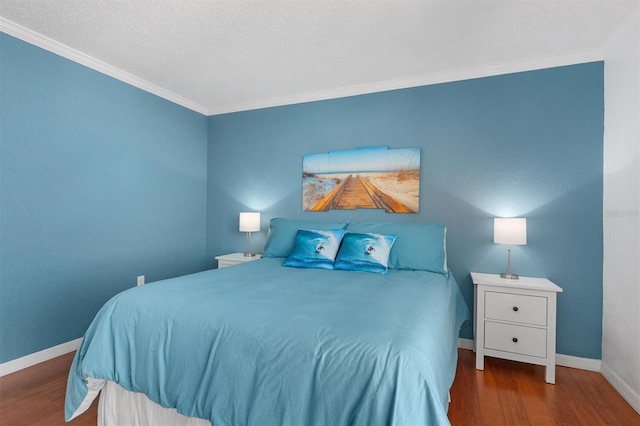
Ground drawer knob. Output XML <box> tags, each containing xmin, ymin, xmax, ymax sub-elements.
<box><xmin>512</xmin><ymin>337</ymin><xmax>518</xmax><ymax>343</ymax></box>
<box><xmin>512</xmin><ymin>306</ymin><xmax>519</xmax><ymax>312</ymax></box>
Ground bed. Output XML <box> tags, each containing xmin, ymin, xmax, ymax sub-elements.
<box><xmin>65</xmin><ymin>219</ymin><xmax>469</xmax><ymax>425</ymax></box>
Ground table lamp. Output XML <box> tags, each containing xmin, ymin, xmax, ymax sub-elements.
<box><xmin>239</xmin><ymin>212</ymin><xmax>260</xmax><ymax>257</ymax></box>
<box><xmin>494</xmin><ymin>217</ymin><xmax>527</xmax><ymax>279</ymax></box>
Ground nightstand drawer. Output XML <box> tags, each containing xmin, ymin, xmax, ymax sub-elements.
<box><xmin>485</xmin><ymin>291</ymin><xmax>547</xmax><ymax>326</ymax></box>
<box><xmin>485</xmin><ymin>321</ymin><xmax>547</xmax><ymax>358</ymax></box>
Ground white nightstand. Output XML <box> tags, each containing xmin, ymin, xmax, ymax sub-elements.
<box><xmin>215</xmin><ymin>252</ymin><xmax>262</xmax><ymax>268</ymax></box>
<box><xmin>471</xmin><ymin>272</ymin><xmax>563</xmax><ymax>384</ymax></box>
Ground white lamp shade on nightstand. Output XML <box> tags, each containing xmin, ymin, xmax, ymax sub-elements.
<box><xmin>494</xmin><ymin>218</ymin><xmax>527</xmax><ymax>245</ymax></box>
<box><xmin>239</xmin><ymin>212</ymin><xmax>260</xmax><ymax>257</ymax></box>
<box><xmin>494</xmin><ymin>217</ymin><xmax>527</xmax><ymax>279</ymax></box>
<box><xmin>239</xmin><ymin>212</ymin><xmax>260</xmax><ymax>232</ymax></box>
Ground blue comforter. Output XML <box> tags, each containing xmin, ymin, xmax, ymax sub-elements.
<box><xmin>66</xmin><ymin>258</ymin><xmax>469</xmax><ymax>425</ymax></box>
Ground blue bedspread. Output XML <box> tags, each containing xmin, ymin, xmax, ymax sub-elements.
<box><xmin>66</xmin><ymin>258</ymin><xmax>469</xmax><ymax>425</ymax></box>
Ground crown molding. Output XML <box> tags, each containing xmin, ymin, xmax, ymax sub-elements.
<box><xmin>206</xmin><ymin>49</ymin><xmax>604</xmax><ymax>116</ymax></box>
<box><xmin>1</xmin><ymin>16</ymin><xmax>603</xmax><ymax>118</ymax></box>
<box><xmin>0</xmin><ymin>17</ymin><xmax>208</xmax><ymax>115</ymax></box>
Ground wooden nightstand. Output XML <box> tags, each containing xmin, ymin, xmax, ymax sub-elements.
<box><xmin>471</xmin><ymin>272</ymin><xmax>563</xmax><ymax>384</ymax></box>
<box><xmin>215</xmin><ymin>252</ymin><xmax>262</xmax><ymax>268</ymax></box>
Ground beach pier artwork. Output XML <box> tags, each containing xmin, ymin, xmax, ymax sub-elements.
<box><xmin>302</xmin><ymin>147</ymin><xmax>420</xmax><ymax>213</ymax></box>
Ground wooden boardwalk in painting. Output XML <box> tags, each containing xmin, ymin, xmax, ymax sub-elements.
<box><xmin>310</xmin><ymin>174</ymin><xmax>415</xmax><ymax>213</ymax></box>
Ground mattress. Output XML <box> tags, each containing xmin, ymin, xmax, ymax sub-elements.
<box><xmin>66</xmin><ymin>257</ymin><xmax>468</xmax><ymax>425</ymax></box>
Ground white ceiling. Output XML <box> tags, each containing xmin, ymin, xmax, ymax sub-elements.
<box><xmin>0</xmin><ymin>1</ymin><xmax>636</xmax><ymax>115</ymax></box>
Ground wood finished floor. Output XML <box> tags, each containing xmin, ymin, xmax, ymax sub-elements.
<box><xmin>0</xmin><ymin>349</ymin><xmax>638</xmax><ymax>425</ymax></box>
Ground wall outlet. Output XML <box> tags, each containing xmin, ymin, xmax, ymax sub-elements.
<box><xmin>137</xmin><ymin>275</ymin><xmax>145</xmax><ymax>286</ymax></box>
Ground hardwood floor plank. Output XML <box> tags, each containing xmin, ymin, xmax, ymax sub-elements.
<box><xmin>0</xmin><ymin>349</ymin><xmax>637</xmax><ymax>425</ymax></box>
<box><xmin>450</xmin><ymin>350</ymin><xmax>639</xmax><ymax>425</ymax></box>
<box><xmin>0</xmin><ymin>353</ymin><xmax>97</xmax><ymax>426</ymax></box>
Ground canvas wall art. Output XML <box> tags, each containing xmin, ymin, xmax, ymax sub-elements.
<box><xmin>302</xmin><ymin>146</ymin><xmax>420</xmax><ymax>213</ymax></box>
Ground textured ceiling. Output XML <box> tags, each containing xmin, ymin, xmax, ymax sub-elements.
<box><xmin>0</xmin><ymin>1</ymin><xmax>636</xmax><ymax>115</ymax></box>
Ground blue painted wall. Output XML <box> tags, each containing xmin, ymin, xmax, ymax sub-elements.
<box><xmin>0</xmin><ymin>30</ymin><xmax>603</xmax><ymax>363</ymax></box>
<box><xmin>0</xmin><ymin>34</ymin><xmax>209</xmax><ymax>363</ymax></box>
<box><xmin>207</xmin><ymin>63</ymin><xmax>604</xmax><ymax>359</ymax></box>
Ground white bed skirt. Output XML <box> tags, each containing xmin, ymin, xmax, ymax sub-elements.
<box><xmin>98</xmin><ymin>381</ymin><xmax>211</xmax><ymax>426</ymax></box>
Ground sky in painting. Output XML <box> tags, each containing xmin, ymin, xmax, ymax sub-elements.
<box><xmin>303</xmin><ymin>147</ymin><xmax>420</xmax><ymax>174</ymax></box>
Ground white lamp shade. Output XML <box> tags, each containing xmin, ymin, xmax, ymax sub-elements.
<box><xmin>239</xmin><ymin>212</ymin><xmax>260</xmax><ymax>232</ymax></box>
<box><xmin>494</xmin><ymin>218</ymin><xmax>527</xmax><ymax>245</ymax></box>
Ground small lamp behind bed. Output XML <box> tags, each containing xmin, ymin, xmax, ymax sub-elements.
<box><xmin>239</xmin><ymin>212</ymin><xmax>261</xmax><ymax>257</ymax></box>
<box><xmin>494</xmin><ymin>217</ymin><xmax>527</xmax><ymax>279</ymax></box>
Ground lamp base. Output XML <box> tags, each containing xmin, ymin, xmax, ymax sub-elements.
<box><xmin>500</xmin><ymin>273</ymin><xmax>519</xmax><ymax>280</ymax></box>
<box><xmin>244</xmin><ymin>253</ymin><xmax>258</xmax><ymax>258</ymax></box>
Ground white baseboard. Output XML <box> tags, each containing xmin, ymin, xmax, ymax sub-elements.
<box><xmin>0</xmin><ymin>338</ymin><xmax>82</xmax><ymax>377</ymax></box>
<box><xmin>556</xmin><ymin>353</ymin><xmax>601</xmax><ymax>371</ymax></box>
<box><xmin>459</xmin><ymin>338</ymin><xmax>601</xmax><ymax>371</ymax></box>
<box><xmin>460</xmin><ymin>338</ymin><xmax>638</xmax><ymax>414</ymax></box>
<box><xmin>601</xmin><ymin>362</ymin><xmax>640</xmax><ymax>415</ymax></box>
<box><xmin>458</xmin><ymin>337</ymin><xmax>475</xmax><ymax>350</ymax></box>
<box><xmin>1</xmin><ymin>335</ymin><xmax>634</xmax><ymax>416</ymax></box>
